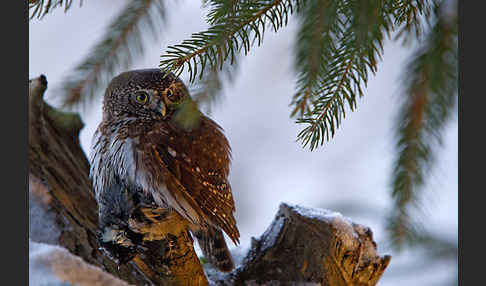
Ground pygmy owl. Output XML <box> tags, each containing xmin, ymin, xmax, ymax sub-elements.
<box><xmin>90</xmin><ymin>69</ymin><xmax>239</xmax><ymax>272</ymax></box>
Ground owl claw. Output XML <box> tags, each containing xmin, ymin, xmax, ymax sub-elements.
<box><xmin>97</xmin><ymin>226</ymin><xmax>146</xmax><ymax>264</ymax></box>
<box><xmin>134</xmin><ymin>244</ymin><xmax>148</xmax><ymax>252</ymax></box>
<box><xmin>128</xmin><ymin>218</ymin><xmax>144</xmax><ymax>233</ymax></box>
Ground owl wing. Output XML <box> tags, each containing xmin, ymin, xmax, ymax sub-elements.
<box><xmin>139</xmin><ymin>116</ymin><xmax>239</xmax><ymax>244</ymax></box>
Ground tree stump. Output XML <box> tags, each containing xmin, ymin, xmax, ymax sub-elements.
<box><xmin>207</xmin><ymin>203</ymin><xmax>391</xmax><ymax>286</ymax></box>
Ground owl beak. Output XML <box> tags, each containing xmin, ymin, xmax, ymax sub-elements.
<box><xmin>157</xmin><ymin>102</ymin><xmax>167</xmax><ymax>117</ymax></box>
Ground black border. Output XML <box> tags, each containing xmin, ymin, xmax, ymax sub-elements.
<box><xmin>4</xmin><ymin>0</ymin><xmax>28</xmax><ymax>284</ymax></box>
<box><xmin>458</xmin><ymin>1</ymin><xmax>481</xmax><ymax>285</ymax></box>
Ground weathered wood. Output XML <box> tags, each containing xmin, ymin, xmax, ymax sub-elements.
<box><xmin>208</xmin><ymin>204</ymin><xmax>391</xmax><ymax>286</ymax></box>
<box><xmin>29</xmin><ymin>75</ymin><xmax>208</xmax><ymax>286</ymax></box>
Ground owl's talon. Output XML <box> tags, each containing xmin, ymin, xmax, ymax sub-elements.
<box><xmin>128</xmin><ymin>218</ymin><xmax>144</xmax><ymax>233</ymax></box>
<box><xmin>97</xmin><ymin>225</ymin><xmax>146</xmax><ymax>264</ymax></box>
<box><xmin>165</xmin><ymin>238</ymin><xmax>177</xmax><ymax>259</ymax></box>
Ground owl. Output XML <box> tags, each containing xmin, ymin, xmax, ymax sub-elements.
<box><xmin>89</xmin><ymin>69</ymin><xmax>239</xmax><ymax>272</ymax></box>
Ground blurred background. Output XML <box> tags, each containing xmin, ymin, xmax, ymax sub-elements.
<box><xmin>29</xmin><ymin>1</ymin><xmax>457</xmax><ymax>285</ymax></box>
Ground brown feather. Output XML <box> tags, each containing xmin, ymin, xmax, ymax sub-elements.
<box><xmin>137</xmin><ymin>116</ymin><xmax>240</xmax><ymax>244</ymax></box>
<box><xmin>195</xmin><ymin>226</ymin><xmax>235</xmax><ymax>272</ymax></box>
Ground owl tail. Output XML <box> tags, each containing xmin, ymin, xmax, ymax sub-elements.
<box><xmin>195</xmin><ymin>226</ymin><xmax>235</xmax><ymax>272</ymax></box>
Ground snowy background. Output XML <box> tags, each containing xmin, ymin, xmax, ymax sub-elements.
<box><xmin>29</xmin><ymin>1</ymin><xmax>457</xmax><ymax>285</ymax></box>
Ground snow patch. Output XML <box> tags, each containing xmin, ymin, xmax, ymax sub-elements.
<box><xmin>29</xmin><ymin>240</ymin><xmax>67</xmax><ymax>286</ymax></box>
<box><xmin>30</xmin><ymin>240</ymin><xmax>132</xmax><ymax>286</ymax></box>
<box><xmin>260</xmin><ymin>215</ymin><xmax>285</xmax><ymax>253</ymax></box>
<box><xmin>231</xmin><ymin>245</ymin><xmax>250</xmax><ymax>269</ymax></box>
<box><xmin>284</xmin><ymin>202</ymin><xmax>346</xmax><ymax>222</ymax></box>
<box><xmin>29</xmin><ymin>184</ymin><xmax>61</xmax><ymax>245</ymax></box>
<box><xmin>283</xmin><ymin>203</ymin><xmax>359</xmax><ymax>249</ymax></box>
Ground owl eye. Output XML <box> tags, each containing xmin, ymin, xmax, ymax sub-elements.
<box><xmin>135</xmin><ymin>92</ymin><xmax>149</xmax><ymax>104</ymax></box>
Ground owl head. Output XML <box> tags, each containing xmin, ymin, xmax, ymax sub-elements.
<box><xmin>103</xmin><ymin>69</ymin><xmax>192</xmax><ymax>122</ymax></box>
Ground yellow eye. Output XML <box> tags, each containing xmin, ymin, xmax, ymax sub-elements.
<box><xmin>135</xmin><ymin>92</ymin><xmax>148</xmax><ymax>104</ymax></box>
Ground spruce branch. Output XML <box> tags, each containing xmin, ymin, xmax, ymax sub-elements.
<box><xmin>29</xmin><ymin>0</ymin><xmax>81</xmax><ymax>20</ymax></box>
<box><xmin>294</xmin><ymin>0</ymin><xmax>394</xmax><ymax>150</ymax></box>
<box><xmin>159</xmin><ymin>0</ymin><xmax>304</xmax><ymax>83</ymax></box>
<box><xmin>59</xmin><ymin>0</ymin><xmax>167</xmax><ymax>108</ymax></box>
<box><xmin>392</xmin><ymin>0</ymin><xmax>438</xmax><ymax>44</ymax></box>
<box><xmin>190</xmin><ymin>0</ymin><xmax>241</xmax><ymax>114</ymax></box>
<box><xmin>204</xmin><ymin>0</ymin><xmax>243</xmax><ymax>25</ymax></box>
<box><xmin>290</xmin><ymin>0</ymin><xmax>339</xmax><ymax>118</ymax></box>
<box><xmin>388</xmin><ymin>0</ymin><xmax>457</xmax><ymax>249</ymax></box>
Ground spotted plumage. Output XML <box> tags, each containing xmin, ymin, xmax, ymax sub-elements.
<box><xmin>90</xmin><ymin>69</ymin><xmax>239</xmax><ymax>272</ymax></box>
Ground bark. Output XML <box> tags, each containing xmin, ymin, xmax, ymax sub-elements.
<box><xmin>28</xmin><ymin>75</ymin><xmax>390</xmax><ymax>286</ymax></box>
<box><xmin>208</xmin><ymin>204</ymin><xmax>391</xmax><ymax>286</ymax></box>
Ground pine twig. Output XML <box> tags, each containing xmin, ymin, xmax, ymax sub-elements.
<box><xmin>59</xmin><ymin>0</ymin><xmax>167</xmax><ymax>108</ymax></box>
<box><xmin>29</xmin><ymin>0</ymin><xmax>80</xmax><ymax>20</ymax></box>
<box><xmin>295</xmin><ymin>0</ymin><xmax>394</xmax><ymax>150</ymax></box>
<box><xmin>160</xmin><ymin>0</ymin><xmax>304</xmax><ymax>83</ymax></box>
<box><xmin>388</xmin><ymin>0</ymin><xmax>457</xmax><ymax>248</ymax></box>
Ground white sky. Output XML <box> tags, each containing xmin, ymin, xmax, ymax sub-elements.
<box><xmin>29</xmin><ymin>1</ymin><xmax>457</xmax><ymax>284</ymax></box>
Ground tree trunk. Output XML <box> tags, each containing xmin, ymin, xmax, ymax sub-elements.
<box><xmin>29</xmin><ymin>75</ymin><xmax>390</xmax><ymax>286</ymax></box>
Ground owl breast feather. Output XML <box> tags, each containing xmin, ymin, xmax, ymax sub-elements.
<box><xmin>90</xmin><ymin>125</ymin><xmax>141</xmax><ymax>202</ymax></box>
<box><xmin>89</xmin><ymin>122</ymin><xmax>201</xmax><ymax>223</ymax></box>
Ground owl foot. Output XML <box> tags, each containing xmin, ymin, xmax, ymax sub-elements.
<box><xmin>141</xmin><ymin>207</ymin><xmax>165</xmax><ymax>223</ymax></box>
<box><xmin>165</xmin><ymin>234</ymin><xmax>180</xmax><ymax>260</ymax></box>
<box><xmin>98</xmin><ymin>226</ymin><xmax>147</xmax><ymax>264</ymax></box>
